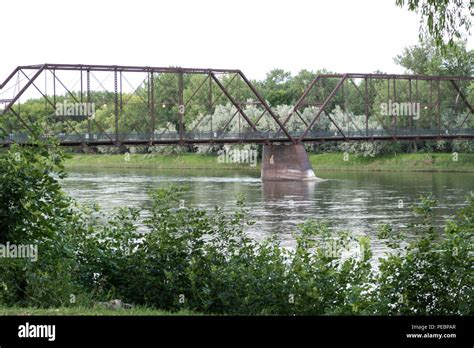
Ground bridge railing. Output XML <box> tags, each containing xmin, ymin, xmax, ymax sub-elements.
<box><xmin>2</xmin><ymin>128</ymin><xmax>474</xmax><ymax>145</ymax></box>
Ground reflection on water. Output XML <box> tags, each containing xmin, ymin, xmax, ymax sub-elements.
<box><xmin>60</xmin><ymin>167</ymin><xmax>474</xmax><ymax>255</ymax></box>
<box><xmin>262</xmin><ymin>180</ymin><xmax>319</xmax><ymax>201</ymax></box>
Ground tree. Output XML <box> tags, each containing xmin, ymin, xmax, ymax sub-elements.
<box><xmin>396</xmin><ymin>0</ymin><xmax>472</xmax><ymax>50</ymax></box>
<box><xmin>257</xmin><ymin>69</ymin><xmax>294</xmax><ymax>106</ymax></box>
<box><xmin>394</xmin><ymin>39</ymin><xmax>474</xmax><ymax>76</ymax></box>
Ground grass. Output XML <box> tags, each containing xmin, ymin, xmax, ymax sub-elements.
<box><xmin>63</xmin><ymin>152</ymin><xmax>474</xmax><ymax>172</ymax></box>
<box><xmin>0</xmin><ymin>306</ymin><xmax>200</xmax><ymax>316</ymax></box>
<box><xmin>64</xmin><ymin>153</ymin><xmax>257</xmax><ymax>170</ymax></box>
<box><xmin>308</xmin><ymin>152</ymin><xmax>474</xmax><ymax>172</ymax></box>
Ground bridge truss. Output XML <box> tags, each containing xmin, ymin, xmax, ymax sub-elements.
<box><xmin>0</xmin><ymin>64</ymin><xmax>472</xmax><ymax>146</ymax></box>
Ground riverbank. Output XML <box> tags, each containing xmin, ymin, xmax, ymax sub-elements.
<box><xmin>309</xmin><ymin>153</ymin><xmax>474</xmax><ymax>172</ymax></box>
<box><xmin>65</xmin><ymin>153</ymin><xmax>256</xmax><ymax>170</ymax></box>
<box><xmin>64</xmin><ymin>153</ymin><xmax>474</xmax><ymax>172</ymax></box>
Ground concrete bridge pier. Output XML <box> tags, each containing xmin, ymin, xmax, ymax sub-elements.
<box><xmin>261</xmin><ymin>144</ymin><xmax>320</xmax><ymax>181</ymax></box>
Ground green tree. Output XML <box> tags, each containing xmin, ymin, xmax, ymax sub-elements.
<box><xmin>395</xmin><ymin>0</ymin><xmax>472</xmax><ymax>49</ymax></box>
<box><xmin>394</xmin><ymin>39</ymin><xmax>474</xmax><ymax>76</ymax></box>
<box><xmin>257</xmin><ymin>69</ymin><xmax>294</xmax><ymax>106</ymax></box>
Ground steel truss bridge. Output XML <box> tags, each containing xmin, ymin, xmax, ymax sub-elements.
<box><xmin>0</xmin><ymin>64</ymin><xmax>473</xmax><ymax>147</ymax></box>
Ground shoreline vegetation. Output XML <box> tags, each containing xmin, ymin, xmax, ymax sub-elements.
<box><xmin>63</xmin><ymin>152</ymin><xmax>474</xmax><ymax>172</ymax></box>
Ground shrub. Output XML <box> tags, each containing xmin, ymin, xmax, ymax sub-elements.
<box><xmin>375</xmin><ymin>196</ymin><xmax>473</xmax><ymax>315</ymax></box>
<box><xmin>0</xmin><ymin>142</ymin><xmax>94</xmax><ymax>307</ymax></box>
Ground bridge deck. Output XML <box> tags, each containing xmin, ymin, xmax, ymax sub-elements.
<box><xmin>2</xmin><ymin>130</ymin><xmax>473</xmax><ymax>147</ymax></box>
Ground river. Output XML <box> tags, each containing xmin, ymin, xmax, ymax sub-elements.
<box><xmin>60</xmin><ymin>168</ymin><xmax>474</xmax><ymax>256</ymax></box>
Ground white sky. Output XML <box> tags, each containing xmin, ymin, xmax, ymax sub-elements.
<box><xmin>1</xmin><ymin>0</ymin><xmax>473</xmax><ymax>81</ymax></box>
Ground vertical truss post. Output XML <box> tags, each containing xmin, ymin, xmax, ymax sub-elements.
<box><xmin>149</xmin><ymin>71</ymin><xmax>155</xmax><ymax>142</ymax></box>
<box><xmin>208</xmin><ymin>73</ymin><xmax>213</xmax><ymax>138</ymax></box>
<box><xmin>364</xmin><ymin>77</ymin><xmax>369</xmax><ymax>136</ymax></box>
<box><xmin>120</xmin><ymin>71</ymin><xmax>123</xmax><ymax>141</ymax></box>
<box><xmin>178</xmin><ymin>70</ymin><xmax>184</xmax><ymax>145</ymax></box>
<box><xmin>53</xmin><ymin>69</ymin><xmax>56</xmax><ymax>108</ymax></box>
<box><xmin>80</xmin><ymin>69</ymin><xmax>83</xmax><ymax>105</ymax></box>
<box><xmin>437</xmin><ymin>79</ymin><xmax>441</xmax><ymax>136</ymax></box>
<box><xmin>387</xmin><ymin>78</ymin><xmax>390</xmax><ymax>135</ymax></box>
<box><xmin>341</xmin><ymin>79</ymin><xmax>346</xmax><ymax>134</ymax></box>
<box><xmin>429</xmin><ymin>80</ymin><xmax>433</xmax><ymax>129</ymax></box>
<box><xmin>408</xmin><ymin>79</ymin><xmax>412</xmax><ymax>130</ymax></box>
<box><xmin>44</xmin><ymin>72</ymin><xmax>47</xmax><ymax>112</ymax></box>
<box><xmin>415</xmin><ymin>78</ymin><xmax>419</xmax><ymax>135</ymax></box>
<box><xmin>87</xmin><ymin>70</ymin><xmax>92</xmax><ymax>141</ymax></box>
<box><xmin>80</xmin><ymin>69</ymin><xmax>84</xmax><ymax>143</ymax></box>
<box><xmin>341</xmin><ymin>78</ymin><xmax>344</xmax><ymax>110</ymax></box>
<box><xmin>237</xmin><ymin>75</ymin><xmax>241</xmax><ymax>141</ymax></box>
<box><xmin>120</xmin><ymin>71</ymin><xmax>123</xmax><ymax>111</ymax></box>
<box><xmin>114</xmin><ymin>69</ymin><xmax>119</xmax><ymax>143</ymax></box>
<box><xmin>387</xmin><ymin>77</ymin><xmax>390</xmax><ymax>102</ymax></box>
<box><xmin>393</xmin><ymin>78</ymin><xmax>397</xmax><ymax>137</ymax></box>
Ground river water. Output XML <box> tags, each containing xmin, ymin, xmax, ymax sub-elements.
<box><xmin>60</xmin><ymin>168</ymin><xmax>473</xmax><ymax>256</ymax></box>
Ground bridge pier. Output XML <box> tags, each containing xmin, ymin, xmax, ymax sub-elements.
<box><xmin>261</xmin><ymin>144</ymin><xmax>320</xmax><ymax>181</ymax></box>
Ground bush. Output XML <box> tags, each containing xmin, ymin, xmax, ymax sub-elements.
<box><xmin>376</xmin><ymin>196</ymin><xmax>473</xmax><ymax>315</ymax></box>
<box><xmin>452</xmin><ymin>139</ymin><xmax>474</xmax><ymax>153</ymax></box>
<box><xmin>0</xmin><ymin>142</ymin><xmax>94</xmax><ymax>307</ymax></box>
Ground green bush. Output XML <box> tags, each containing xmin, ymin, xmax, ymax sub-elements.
<box><xmin>0</xmin><ymin>141</ymin><xmax>94</xmax><ymax>307</ymax></box>
<box><xmin>376</xmin><ymin>196</ymin><xmax>473</xmax><ymax>315</ymax></box>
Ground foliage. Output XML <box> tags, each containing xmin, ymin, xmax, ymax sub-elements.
<box><xmin>376</xmin><ymin>195</ymin><xmax>473</xmax><ymax>314</ymax></box>
<box><xmin>395</xmin><ymin>0</ymin><xmax>471</xmax><ymax>50</ymax></box>
<box><xmin>395</xmin><ymin>39</ymin><xmax>474</xmax><ymax>75</ymax></box>
<box><xmin>0</xmin><ymin>139</ymin><xmax>69</xmax><ymax>243</ymax></box>
<box><xmin>452</xmin><ymin>139</ymin><xmax>474</xmax><ymax>153</ymax></box>
<box><xmin>0</xmin><ymin>139</ymin><xmax>93</xmax><ymax>307</ymax></box>
<box><xmin>339</xmin><ymin>141</ymin><xmax>386</xmax><ymax>158</ymax></box>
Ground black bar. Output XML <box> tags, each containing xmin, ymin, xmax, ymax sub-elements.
<box><xmin>0</xmin><ymin>315</ymin><xmax>471</xmax><ymax>346</ymax></box>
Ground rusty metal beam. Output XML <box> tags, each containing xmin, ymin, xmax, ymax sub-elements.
<box><xmin>281</xmin><ymin>75</ymin><xmax>321</xmax><ymax>128</ymax></box>
<box><xmin>237</xmin><ymin>71</ymin><xmax>294</xmax><ymax>143</ymax></box>
<box><xmin>0</xmin><ymin>66</ymin><xmax>21</xmax><ymax>89</ymax></box>
<box><xmin>4</xmin><ymin>133</ymin><xmax>473</xmax><ymax>148</ymax></box>
<box><xmin>209</xmin><ymin>73</ymin><xmax>259</xmax><ymax>134</ymax></box>
<box><xmin>298</xmin><ymin>75</ymin><xmax>347</xmax><ymax>141</ymax></box>
<box><xmin>18</xmin><ymin>64</ymin><xmax>241</xmax><ymax>75</ymax></box>
<box><xmin>0</xmin><ymin>65</ymin><xmax>46</xmax><ymax>117</ymax></box>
